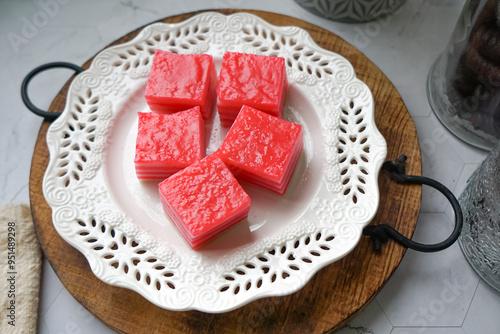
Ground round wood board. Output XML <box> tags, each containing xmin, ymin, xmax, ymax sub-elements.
<box><xmin>29</xmin><ymin>9</ymin><xmax>422</xmax><ymax>334</ymax></box>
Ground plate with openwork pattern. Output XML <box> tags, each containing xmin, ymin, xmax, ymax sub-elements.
<box><xmin>43</xmin><ymin>12</ymin><xmax>387</xmax><ymax>312</ymax></box>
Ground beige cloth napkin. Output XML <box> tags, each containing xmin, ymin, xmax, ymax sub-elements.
<box><xmin>0</xmin><ymin>204</ymin><xmax>42</xmax><ymax>334</ymax></box>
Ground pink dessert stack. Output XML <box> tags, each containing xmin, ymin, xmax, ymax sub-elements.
<box><xmin>216</xmin><ymin>52</ymin><xmax>288</xmax><ymax>127</ymax></box>
<box><xmin>158</xmin><ymin>155</ymin><xmax>251</xmax><ymax>249</ymax></box>
<box><xmin>216</xmin><ymin>105</ymin><xmax>303</xmax><ymax>196</ymax></box>
<box><xmin>144</xmin><ymin>50</ymin><xmax>217</xmax><ymax>120</ymax></box>
<box><xmin>134</xmin><ymin>107</ymin><xmax>204</xmax><ymax>180</ymax></box>
<box><xmin>136</xmin><ymin>50</ymin><xmax>303</xmax><ymax>249</ymax></box>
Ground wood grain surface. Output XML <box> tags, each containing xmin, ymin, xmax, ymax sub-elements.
<box><xmin>29</xmin><ymin>9</ymin><xmax>422</xmax><ymax>334</ymax></box>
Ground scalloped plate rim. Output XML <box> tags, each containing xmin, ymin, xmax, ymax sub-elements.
<box><xmin>42</xmin><ymin>11</ymin><xmax>387</xmax><ymax>313</ymax></box>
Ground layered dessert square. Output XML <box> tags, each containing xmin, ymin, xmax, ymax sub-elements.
<box><xmin>159</xmin><ymin>155</ymin><xmax>251</xmax><ymax>249</ymax></box>
<box><xmin>216</xmin><ymin>105</ymin><xmax>303</xmax><ymax>195</ymax></box>
<box><xmin>145</xmin><ymin>50</ymin><xmax>217</xmax><ymax>120</ymax></box>
<box><xmin>216</xmin><ymin>52</ymin><xmax>288</xmax><ymax>127</ymax></box>
<box><xmin>134</xmin><ymin>106</ymin><xmax>204</xmax><ymax>180</ymax></box>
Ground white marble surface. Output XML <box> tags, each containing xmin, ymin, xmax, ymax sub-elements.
<box><xmin>1</xmin><ymin>0</ymin><xmax>499</xmax><ymax>333</ymax></box>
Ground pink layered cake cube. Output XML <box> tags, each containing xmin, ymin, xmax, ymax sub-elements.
<box><xmin>134</xmin><ymin>107</ymin><xmax>204</xmax><ymax>180</ymax></box>
<box><xmin>145</xmin><ymin>50</ymin><xmax>217</xmax><ymax>120</ymax></box>
<box><xmin>217</xmin><ymin>52</ymin><xmax>288</xmax><ymax>127</ymax></box>
<box><xmin>159</xmin><ymin>155</ymin><xmax>251</xmax><ymax>249</ymax></box>
<box><xmin>216</xmin><ymin>106</ymin><xmax>303</xmax><ymax>195</ymax></box>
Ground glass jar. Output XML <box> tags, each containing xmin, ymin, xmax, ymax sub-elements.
<box><xmin>293</xmin><ymin>0</ymin><xmax>407</xmax><ymax>23</ymax></box>
<box><xmin>427</xmin><ymin>0</ymin><xmax>500</xmax><ymax>151</ymax></box>
<box><xmin>458</xmin><ymin>139</ymin><xmax>500</xmax><ymax>292</ymax></box>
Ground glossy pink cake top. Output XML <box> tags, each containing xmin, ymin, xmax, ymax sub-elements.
<box><xmin>217</xmin><ymin>52</ymin><xmax>287</xmax><ymax>110</ymax></box>
<box><xmin>159</xmin><ymin>155</ymin><xmax>251</xmax><ymax>238</ymax></box>
<box><xmin>216</xmin><ymin>105</ymin><xmax>302</xmax><ymax>181</ymax></box>
<box><xmin>145</xmin><ymin>50</ymin><xmax>213</xmax><ymax>103</ymax></box>
<box><xmin>134</xmin><ymin>107</ymin><xmax>204</xmax><ymax>165</ymax></box>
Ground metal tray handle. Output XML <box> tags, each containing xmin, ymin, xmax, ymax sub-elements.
<box><xmin>363</xmin><ymin>155</ymin><xmax>463</xmax><ymax>252</ymax></box>
<box><xmin>21</xmin><ymin>62</ymin><xmax>84</xmax><ymax>121</ymax></box>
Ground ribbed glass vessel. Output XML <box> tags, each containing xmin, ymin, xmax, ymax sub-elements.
<box><xmin>458</xmin><ymin>140</ymin><xmax>500</xmax><ymax>292</ymax></box>
<box><xmin>293</xmin><ymin>0</ymin><xmax>407</xmax><ymax>23</ymax></box>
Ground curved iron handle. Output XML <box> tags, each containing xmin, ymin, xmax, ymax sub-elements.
<box><xmin>21</xmin><ymin>62</ymin><xmax>84</xmax><ymax>121</ymax></box>
<box><xmin>363</xmin><ymin>155</ymin><xmax>463</xmax><ymax>252</ymax></box>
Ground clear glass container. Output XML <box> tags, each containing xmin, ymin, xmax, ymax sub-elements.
<box><xmin>427</xmin><ymin>0</ymin><xmax>500</xmax><ymax>151</ymax></box>
<box><xmin>458</xmin><ymin>139</ymin><xmax>500</xmax><ymax>292</ymax></box>
<box><xmin>293</xmin><ymin>0</ymin><xmax>407</xmax><ymax>23</ymax></box>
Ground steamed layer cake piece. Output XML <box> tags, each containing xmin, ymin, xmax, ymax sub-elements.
<box><xmin>134</xmin><ymin>107</ymin><xmax>204</xmax><ymax>180</ymax></box>
<box><xmin>145</xmin><ymin>50</ymin><xmax>217</xmax><ymax>120</ymax></box>
<box><xmin>216</xmin><ymin>52</ymin><xmax>288</xmax><ymax>127</ymax></box>
<box><xmin>216</xmin><ymin>105</ymin><xmax>303</xmax><ymax>195</ymax></box>
<box><xmin>159</xmin><ymin>155</ymin><xmax>251</xmax><ymax>249</ymax></box>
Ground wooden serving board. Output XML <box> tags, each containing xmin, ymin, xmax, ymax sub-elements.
<box><xmin>29</xmin><ymin>9</ymin><xmax>421</xmax><ymax>334</ymax></box>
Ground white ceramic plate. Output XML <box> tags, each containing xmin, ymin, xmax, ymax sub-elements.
<box><xmin>43</xmin><ymin>12</ymin><xmax>387</xmax><ymax>313</ymax></box>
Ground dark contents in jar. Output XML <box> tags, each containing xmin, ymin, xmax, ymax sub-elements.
<box><xmin>450</xmin><ymin>0</ymin><xmax>500</xmax><ymax>138</ymax></box>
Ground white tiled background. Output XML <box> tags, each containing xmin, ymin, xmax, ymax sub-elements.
<box><xmin>1</xmin><ymin>0</ymin><xmax>499</xmax><ymax>333</ymax></box>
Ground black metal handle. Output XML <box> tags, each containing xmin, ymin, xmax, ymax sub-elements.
<box><xmin>21</xmin><ymin>62</ymin><xmax>84</xmax><ymax>121</ymax></box>
<box><xmin>363</xmin><ymin>155</ymin><xmax>463</xmax><ymax>253</ymax></box>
